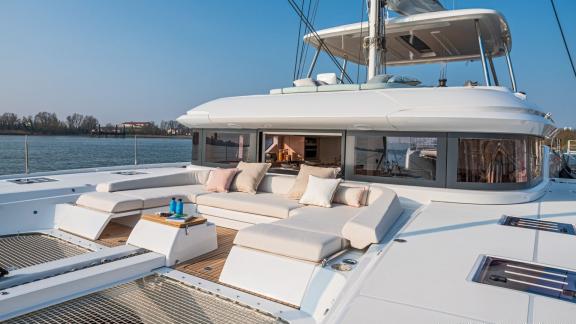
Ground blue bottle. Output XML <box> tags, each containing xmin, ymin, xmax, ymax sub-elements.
<box><xmin>169</xmin><ymin>198</ymin><xmax>177</xmax><ymax>215</ymax></box>
<box><xmin>176</xmin><ymin>198</ymin><xmax>184</xmax><ymax>216</ymax></box>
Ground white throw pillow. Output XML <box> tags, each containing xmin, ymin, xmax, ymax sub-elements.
<box><xmin>299</xmin><ymin>175</ymin><xmax>342</xmax><ymax>208</ymax></box>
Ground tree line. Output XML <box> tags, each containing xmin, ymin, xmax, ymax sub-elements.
<box><xmin>0</xmin><ymin>112</ymin><xmax>190</xmax><ymax>136</ymax></box>
<box><xmin>0</xmin><ymin>112</ymin><xmax>98</xmax><ymax>135</ymax></box>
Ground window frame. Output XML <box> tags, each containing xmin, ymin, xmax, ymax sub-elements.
<box><xmin>191</xmin><ymin>128</ymin><xmax>203</xmax><ymax>165</ymax></box>
<box><xmin>192</xmin><ymin>128</ymin><xmax>545</xmax><ymax>191</ymax></box>
<box><xmin>345</xmin><ymin>131</ymin><xmax>447</xmax><ymax>188</ymax></box>
<box><xmin>446</xmin><ymin>133</ymin><xmax>544</xmax><ymax>190</ymax></box>
<box><xmin>201</xmin><ymin>129</ymin><xmax>258</xmax><ymax>168</ymax></box>
<box><xmin>530</xmin><ymin>137</ymin><xmax>544</xmax><ymax>185</ymax></box>
<box><xmin>260</xmin><ymin>129</ymin><xmax>346</xmax><ymax>175</ymax></box>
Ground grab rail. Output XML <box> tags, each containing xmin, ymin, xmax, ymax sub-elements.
<box><xmin>24</xmin><ymin>135</ymin><xmax>29</xmax><ymax>176</ymax></box>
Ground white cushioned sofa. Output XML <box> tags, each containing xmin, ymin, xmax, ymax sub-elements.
<box><xmin>61</xmin><ymin>169</ymin><xmax>404</xmax><ymax>263</ymax></box>
<box><xmin>57</xmin><ymin>168</ymin><xmax>405</xmax><ymax>307</ymax></box>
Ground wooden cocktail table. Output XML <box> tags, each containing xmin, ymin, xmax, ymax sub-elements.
<box><xmin>127</xmin><ymin>213</ymin><xmax>217</xmax><ymax>266</ymax></box>
<box><xmin>141</xmin><ymin>214</ymin><xmax>207</xmax><ymax>228</ymax></box>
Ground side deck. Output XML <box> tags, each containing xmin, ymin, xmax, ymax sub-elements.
<box><xmin>328</xmin><ymin>180</ymin><xmax>576</xmax><ymax>323</ymax></box>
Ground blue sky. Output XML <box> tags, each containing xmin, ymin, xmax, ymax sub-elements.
<box><xmin>0</xmin><ymin>0</ymin><xmax>574</xmax><ymax>126</ymax></box>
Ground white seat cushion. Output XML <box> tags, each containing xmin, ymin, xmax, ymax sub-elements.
<box><xmin>76</xmin><ymin>192</ymin><xmax>143</xmax><ymax>213</ymax></box>
<box><xmin>234</xmin><ymin>223</ymin><xmax>345</xmax><ymax>262</ymax></box>
<box><xmin>96</xmin><ymin>170</ymin><xmax>210</xmax><ymax>192</ymax></box>
<box><xmin>280</xmin><ymin>204</ymin><xmax>361</xmax><ymax>237</ymax></box>
<box><xmin>186</xmin><ymin>185</ymin><xmax>213</xmax><ymax>203</ymax></box>
<box><xmin>343</xmin><ymin>186</ymin><xmax>404</xmax><ymax>249</ymax></box>
<box><xmin>257</xmin><ymin>174</ymin><xmax>296</xmax><ymax>194</ymax></box>
<box><xmin>196</xmin><ymin>192</ymin><xmax>302</xmax><ymax>219</ymax></box>
<box><xmin>121</xmin><ymin>185</ymin><xmax>209</xmax><ymax>209</ymax></box>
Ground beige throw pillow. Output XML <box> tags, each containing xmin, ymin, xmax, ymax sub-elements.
<box><xmin>299</xmin><ymin>175</ymin><xmax>342</xmax><ymax>208</ymax></box>
<box><xmin>332</xmin><ymin>186</ymin><xmax>367</xmax><ymax>207</ymax></box>
<box><xmin>288</xmin><ymin>164</ymin><xmax>340</xmax><ymax>200</ymax></box>
<box><xmin>230</xmin><ymin>162</ymin><xmax>271</xmax><ymax>194</ymax></box>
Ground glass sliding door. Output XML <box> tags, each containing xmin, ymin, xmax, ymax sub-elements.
<box><xmin>262</xmin><ymin>131</ymin><xmax>343</xmax><ymax>174</ymax></box>
<box><xmin>203</xmin><ymin>130</ymin><xmax>257</xmax><ymax>167</ymax></box>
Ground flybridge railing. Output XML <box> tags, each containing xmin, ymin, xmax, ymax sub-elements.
<box><xmin>0</xmin><ymin>135</ymin><xmax>194</xmax><ymax>177</ymax></box>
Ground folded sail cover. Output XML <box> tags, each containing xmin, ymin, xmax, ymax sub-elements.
<box><xmin>388</xmin><ymin>0</ymin><xmax>445</xmax><ymax>16</ymax></box>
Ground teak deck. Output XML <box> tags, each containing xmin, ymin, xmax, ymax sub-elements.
<box><xmin>96</xmin><ymin>222</ymin><xmax>237</xmax><ymax>281</ymax></box>
<box><xmin>174</xmin><ymin>226</ymin><xmax>298</xmax><ymax>308</ymax></box>
<box><xmin>96</xmin><ymin>222</ymin><xmax>297</xmax><ymax>308</ymax></box>
<box><xmin>95</xmin><ymin>222</ymin><xmax>132</xmax><ymax>247</ymax></box>
<box><xmin>174</xmin><ymin>226</ymin><xmax>237</xmax><ymax>282</ymax></box>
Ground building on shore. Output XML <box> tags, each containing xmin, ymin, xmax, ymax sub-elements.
<box><xmin>121</xmin><ymin>121</ymin><xmax>152</xmax><ymax>129</ymax></box>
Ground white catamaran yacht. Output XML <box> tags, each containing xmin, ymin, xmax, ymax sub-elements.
<box><xmin>1</xmin><ymin>1</ymin><xmax>574</xmax><ymax>323</ymax></box>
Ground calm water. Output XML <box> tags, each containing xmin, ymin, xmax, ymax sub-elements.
<box><xmin>0</xmin><ymin>135</ymin><xmax>193</xmax><ymax>176</ymax></box>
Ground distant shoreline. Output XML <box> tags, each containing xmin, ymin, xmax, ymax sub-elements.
<box><xmin>0</xmin><ymin>131</ymin><xmax>191</xmax><ymax>139</ymax></box>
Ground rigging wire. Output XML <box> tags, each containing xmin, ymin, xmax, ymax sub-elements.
<box><xmin>292</xmin><ymin>0</ymin><xmax>305</xmax><ymax>80</ymax></box>
<box><xmin>550</xmin><ymin>0</ymin><xmax>576</xmax><ymax>79</ymax></box>
<box><xmin>295</xmin><ymin>0</ymin><xmax>311</xmax><ymax>79</ymax></box>
<box><xmin>287</xmin><ymin>0</ymin><xmax>354</xmax><ymax>83</ymax></box>
<box><xmin>300</xmin><ymin>0</ymin><xmax>320</xmax><ymax>77</ymax></box>
<box><xmin>297</xmin><ymin>0</ymin><xmax>320</xmax><ymax>79</ymax></box>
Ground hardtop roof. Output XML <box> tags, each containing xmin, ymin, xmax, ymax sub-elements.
<box><xmin>304</xmin><ymin>9</ymin><xmax>511</xmax><ymax>66</ymax></box>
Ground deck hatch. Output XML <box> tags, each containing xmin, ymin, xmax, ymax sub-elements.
<box><xmin>501</xmin><ymin>216</ymin><xmax>575</xmax><ymax>235</ymax></box>
<box><xmin>399</xmin><ymin>34</ymin><xmax>434</xmax><ymax>53</ymax></box>
<box><xmin>473</xmin><ymin>256</ymin><xmax>576</xmax><ymax>303</ymax></box>
<box><xmin>6</xmin><ymin>177</ymin><xmax>57</xmax><ymax>185</ymax></box>
<box><xmin>5</xmin><ymin>275</ymin><xmax>281</xmax><ymax>323</ymax></box>
<box><xmin>112</xmin><ymin>171</ymin><xmax>148</xmax><ymax>176</ymax></box>
<box><xmin>0</xmin><ymin>233</ymin><xmax>89</xmax><ymax>270</ymax></box>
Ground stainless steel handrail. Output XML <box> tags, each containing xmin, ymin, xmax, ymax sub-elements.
<box><xmin>134</xmin><ymin>134</ymin><xmax>138</xmax><ymax>165</ymax></box>
<box><xmin>24</xmin><ymin>135</ymin><xmax>29</xmax><ymax>176</ymax></box>
<box><xmin>10</xmin><ymin>135</ymin><xmax>194</xmax><ymax>179</ymax></box>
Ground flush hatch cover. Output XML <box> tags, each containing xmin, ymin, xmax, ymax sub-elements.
<box><xmin>501</xmin><ymin>216</ymin><xmax>575</xmax><ymax>235</ymax></box>
<box><xmin>6</xmin><ymin>177</ymin><xmax>57</xmax><ymax>185</ymax></box>
<box><xmin>112</xmin><ymin>171</ymin><xmax>148</xmax><ymax>176</ymax></box>
<box><xmin>473</xmin><ymin>256</ymin><xmax>576</xmax><ymax>303</ymax></box>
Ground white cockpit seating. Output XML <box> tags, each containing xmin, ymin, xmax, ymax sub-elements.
<box><xmin>61</xmin><ymin>165</ymin><xmax>403</xmax><ymax>251</ymax></box>
<box><xmin>231</xmin><ymin>183</ymin><xmax>403</xmax><ymax>262</ymax></box>
<box><xmin>56</xmin><ymin>163</ymin><xmax>405</xmax><ymax>307</ymax></box>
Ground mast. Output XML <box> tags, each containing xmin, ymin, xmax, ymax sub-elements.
<box><xmin>367</xmin><ymin>0</ymin><xmax>383</xmax><ymax>80</ymax></box>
